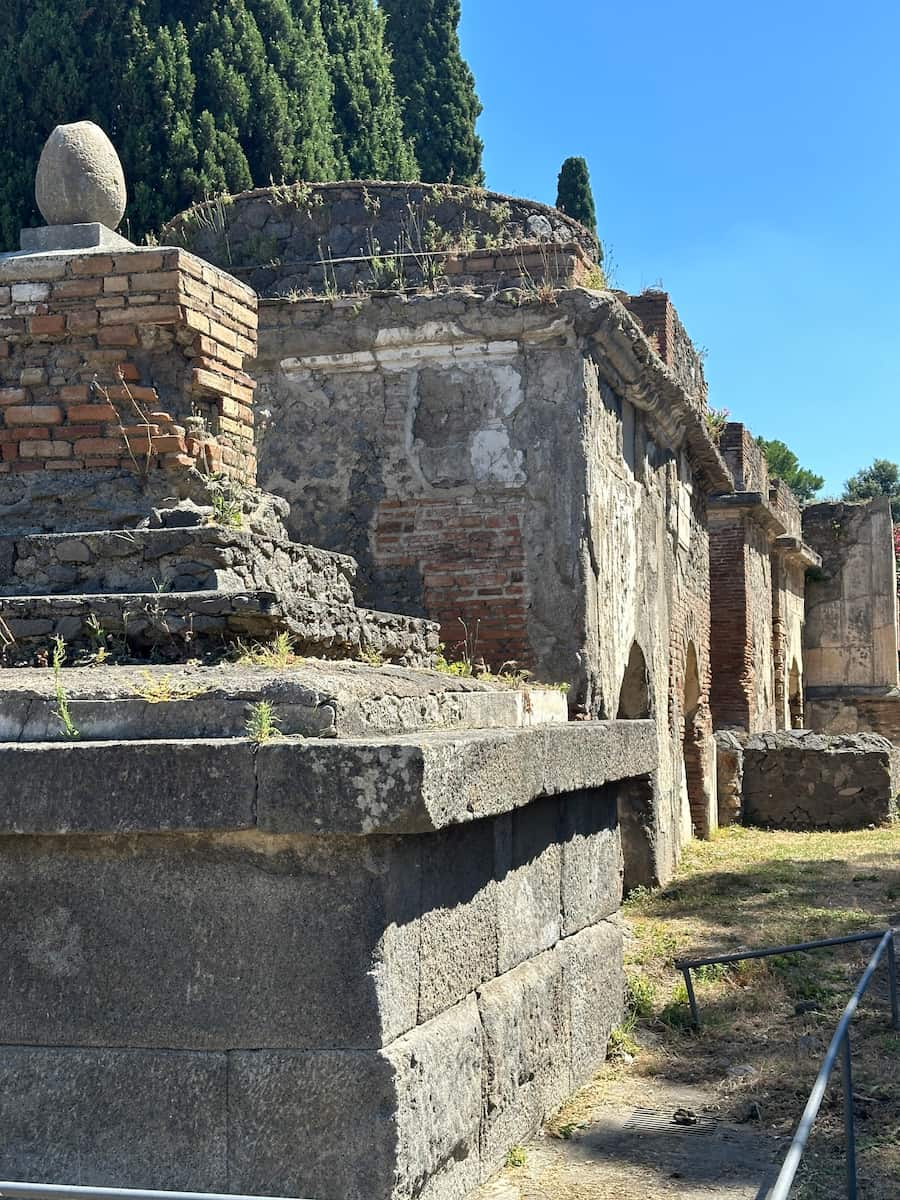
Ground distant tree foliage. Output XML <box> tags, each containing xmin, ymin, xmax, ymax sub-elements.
<box><xmin>380</xmin><ymin>0</ymin><xmax>483</xmax><ymax>185</ymax></box>
<box><xmin>843</xmin><ymin>458</ymin><xmax>900</xmax><ymax>522</ymax></box>
<box><xmin>0</xmin><ymin>0</ymin><xmax>417</xmax><ymax>245</ymax></box>
<box><xmin>556</xmin><ymin>156</ymin><xmax>597</xmax><ymax>238</ymax></box>
<box><xmin>320</xmin><ymin>0</ymin><xmax>417</xmax><ymax>180</ymax></box>
<box><xmin>756</xmin><ymin>437</ymin><xmax>824</xmax><ymax>504</ymax></box>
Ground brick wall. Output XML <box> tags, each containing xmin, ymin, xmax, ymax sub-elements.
<box><xmin>708</xmin><ymin>514</ymin><xmax>751</xmax><ymax>728</ymax></box>
<box><xmin>619</xmin><ymin>290</ymin><xmax>707</xmax><ymax>407</ymax></box>
<box><xmin>0</xmin><ymin>247</ymin><xmax>257</xmax><ymax>485</ymax></box>
<box><xmin>719</xmin><ymin>423</ymin><xmax>768</xmax><ymax>494</ymax></box>
<box><xmin>374</xmin><ymin>496</ymin><xmax>530</xmax><ymax>665</ymax></box>
<box><xmin>444</xmin><ymin>242</ymin><xmax>595</xmax><ymax>291</ymax></box>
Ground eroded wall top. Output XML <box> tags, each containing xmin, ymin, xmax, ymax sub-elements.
<box><xmin>162</xmin><ymin>182</ymin><xmax>599</xmax><ymax>297</ymax></box>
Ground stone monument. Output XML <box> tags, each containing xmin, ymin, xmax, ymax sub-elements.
<box><xmin>0</xmin><ymin>125</ymin><xmax>653</xmax><ymax>1200</ymax></box>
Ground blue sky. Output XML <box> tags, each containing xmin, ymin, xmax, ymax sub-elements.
<box><xmin>458</xmin><ymin>0</ymin><xmax>900</xmax><ymax>496</ymax></box>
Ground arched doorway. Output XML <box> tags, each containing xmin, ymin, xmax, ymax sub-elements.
<box><xmin>682</xmin><ymin>641</ymin><xmax>708</xmax><ymax>836</ymax></box>
<box><xmin>789</xmin><ymin>659</ymin><xmax>803</xmax><ymax>728</ymax></box>
<box><xmin>617</xmin><ymin>641</ymin><xmax>652</xmax><ymax>719</ymax></box>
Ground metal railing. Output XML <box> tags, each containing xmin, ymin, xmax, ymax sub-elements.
<box><xmin>0</xmin><ymin>1185</ymin><xmax>309</xmax><ymax>1200</ymax></box>
<box><xmin>675</xmin><ymin>928</ymin><xmax>899</xmax><ymax>1200</ymax></box>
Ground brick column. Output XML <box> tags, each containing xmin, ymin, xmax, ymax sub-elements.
<box><xmin>0</xmin><ymin>247</ymin><xmax>257</xmax><ymax>487</ymax></box>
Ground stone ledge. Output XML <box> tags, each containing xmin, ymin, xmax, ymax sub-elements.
<box><xmin>0</xmin><ymin>719</ymin><xmax>656</xmax><ymax>835</ymax></box>
<box><xmin>0</xmin><ymin>661</ymin><xmax>567</xmax><ymax>742</ymax></box>
<box><xmin>0</xmin><ymin>589</ymin><xmax>439</xmax><ymax>665</ymax></box>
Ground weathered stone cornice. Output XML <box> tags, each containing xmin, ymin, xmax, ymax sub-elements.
<box><xmin>565</xmin><ymin>291</ymin><xmax>734</xmax><ymax>495</ymax></box>
<box><xmin>772</xmin><ymin>534</ymin><xmax>822</xmax><ymax>569</ymax></box>
<box><xmin>708</xmin><ymin>490</ymin><xmax>786</xmax><ymax>536</ymax></box>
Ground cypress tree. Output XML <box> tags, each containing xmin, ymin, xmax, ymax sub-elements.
<box><xmin>319</xmin><ymin>0</ymin><xmax>417</xmax><ymax>180</ymax></box>
<box><xmin>556</xmin><ymin>157</ymin><xmax>597</xmax><ymax>238</ymax></box>
<box><xmin>380</xmin><ymin>0</ymin><xmax>483</xmax><ymax>185</ymax></box>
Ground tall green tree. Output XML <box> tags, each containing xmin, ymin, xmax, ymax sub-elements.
<box><xmin>757</xmin><ymin>437</ymin><xmax>824</xmax><ymax>504</ymax></box>
<box><xmin>556</xmin><ymin>156</ymin><xmax>597</xmax><ymax>238</ymax></box>
<box><xmin>0</xmin><ymin>0</ymin><xmax>344</xmax><ymax>245</ymax></box>
<box><xmin>319</xmin><ymin>0</ymin><xmax>417</xmax><ymax>179</ymax></box>
<box><xmin>842</xmin><ymin>458</ymin><xmax>900</xmax><ymax>521</ymax></box>
<box><xmin>380</xmin><ymin>0</ymin><xmax>483</xmax><ymax>184</ymax></box>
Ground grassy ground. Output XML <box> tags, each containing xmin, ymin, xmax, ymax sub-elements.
<box><xmin>599</xmin><ymin>826</ymin><xmax>900</xmax><ymax>1199</ymax></box>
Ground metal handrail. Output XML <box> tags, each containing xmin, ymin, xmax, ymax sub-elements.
<box><xmin>675</xmin><ymin>928</ymin><xmax>899</xmax><ymax>1199</ymax></box>
<box><xmin>0</xmin><ymin>1185</ymin><xmax>310</xmax><ymax>1200</ymax></box>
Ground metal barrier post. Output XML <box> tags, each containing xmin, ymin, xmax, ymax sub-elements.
<box><xmin>887</xmin><ymin>934</ymin><xmax>899</xmax><ymax>1031</ymax></box>
<box><xmin>841</xmin><ymin>1032</ymin><xmax>857</xmax><ymax>1200</ymax></box>
<box><xmin>681</xmin><ymin>966</ymin><xmax>700</xmax><ymax>1029</ymax></box>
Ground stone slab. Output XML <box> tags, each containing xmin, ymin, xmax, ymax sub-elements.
<box><xmin>0</xmin><ymin>721</ymin><xmax>652</xmax><ymax>836</ymax></box>
<box><xmin>0</xmin><ymin>1046</ymin><xmax>227</xmax><ymax>1189</ymax></box>
<box><xmin>0</xmin><ymin>739</ymin><xmax>256</xmax><ymax>833</ymax></box>
<box><xmin>0</xmin><ymin>832</ymin><xmax>420</xmax><ymax>1050</ymax></box>
<box><xmin>0</xmin><ymin>661</ymin><xmax>567</xmax><ymax>743</ymax></box>
<box><xmin>20</xmin><ymin>222</ymin><xmax>134</xmax><ymax>253</ymax></box>
<box><xmin>257</xmin><ymin>719</ymin><xmax>657</xmax><ymax>835</ymax></box>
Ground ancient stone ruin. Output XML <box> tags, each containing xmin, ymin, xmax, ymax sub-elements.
<box><xmin>0</xmin><ymin>124</ymin><xmax>897</xmax><ymax>1200</ymax></box>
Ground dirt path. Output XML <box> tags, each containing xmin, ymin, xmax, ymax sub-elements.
<box><xmin>473</xmin><ymin>826</ymin><xmax>900</xmax><ymax>1200</ymax></box>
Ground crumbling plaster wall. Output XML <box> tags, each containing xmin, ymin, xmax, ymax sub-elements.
<box><xmin>253</xmin><ymin>288</ymin><xmax>725</xmax><ymax>879</ymax></box>
<box><xmin>803</xmin><ymin>498</ymin><xmax>899</xmax><ymax>690</ymax></box>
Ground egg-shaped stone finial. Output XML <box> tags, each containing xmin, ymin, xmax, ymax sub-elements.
<box><xmin>35</xmin><ymin>121</ymin><xmax>127</xmax><ymax>229</ymax></box>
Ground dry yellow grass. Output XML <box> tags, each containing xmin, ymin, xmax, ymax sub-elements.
<box><xmin>622</xmin><ymin>825</ymin><xmax>900</xmax><ymax>1199</ymax></box>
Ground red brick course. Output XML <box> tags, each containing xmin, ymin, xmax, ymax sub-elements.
<box><xmin>0</xmin><ymin>247</ymin><xmax>258</xmax><ymax>484</ymax></box>
<box><xmin>374</xmin><ymin>496</ymin><xmax>531</xmax><ymax>665</ymax></box>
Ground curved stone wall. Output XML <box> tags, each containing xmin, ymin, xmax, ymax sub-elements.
<box><xmin>162</xmin><ymin>181</ymin><xmax>598</xmax><ymax>297</ymax></box>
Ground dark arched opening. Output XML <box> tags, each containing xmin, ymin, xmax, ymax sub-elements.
<box><xmin>617</xmin><ymin>641</ymin><xmax>652</xmax><ymax>720</ymax></box>
<box><xmin>789</xmin><ymin>659</ymin><xmax>803</xmax><ymax>728</ymax></box>
<box><xmin>682</xmin><ymin>640</ymin><xmax>708</xmax><ymax>835</ymax></box>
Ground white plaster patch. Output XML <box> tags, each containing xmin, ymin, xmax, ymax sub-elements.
<box><xmin>470</xmin><ymin>427</ymin><xmax>525</xmax><ymax>486</ymax></box>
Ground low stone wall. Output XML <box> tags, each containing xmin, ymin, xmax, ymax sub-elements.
<box><xmin>162</xmin><ymin>181</ymin><xmax>598</xmax><ymax>297</ymax></box>
<box><xmin>806</xmin><ymin>690</ymin><xmax>900</xmax><ymax>744</ymax></box>
<box><xmin>742</xmin><ymin>730</ymin><xmax>899</xmax><ymax>830</ymax></box>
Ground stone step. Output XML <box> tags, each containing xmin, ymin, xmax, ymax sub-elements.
<box><xmin>0</xmin><ymin>662</ymin><xmax>568</xmax><ymax>742</ymax></box>
<box><xmin>0</xmin><ymin>589</ymin><xmax>438</xmax><ymax>667</ymax></box>
<box><xmin>0</xmin><ymin>527</ymin><xmax>358</xmax><ymax>604</ymax></box>
<box><xmin>0</xmin><ymin>719</ymin><xmax>656</xmax><ymax>835</ymax></box>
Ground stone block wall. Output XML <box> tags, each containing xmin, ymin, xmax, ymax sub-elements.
<box><xmin>0</xmin><ymin>717</ymin><xmax>654</xmax><ymax>1199</ymax></box>
<box><xmin>0</xmin><ymin>247</ymin><xmax>258</xmax><ymax>507</ymax></box>
<box><xmin>741</xmin><ymin>730</ymin><xmax>899</xmax><ymax>829</ymax></box>
<box><xmin>803</xmin><ymin>498</ymin><xmax>899</xmax><ymax>690</ymax></box>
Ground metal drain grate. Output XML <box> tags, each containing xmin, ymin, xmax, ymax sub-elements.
<box><xmin>623</xmin><ymin>1108</ymin><xmax>725</xmax><ymax>1135</ymax></box>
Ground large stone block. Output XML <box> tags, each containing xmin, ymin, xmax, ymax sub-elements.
<box><xmin>0</xmin><ymin>832</ymin><xmax>420</xmax><ymax>1050</ymax></box>
<box><xmin>494</xmin><ymin>798</ymin><xmax>561</xmax><ymax>974</ymax></box>
<box><xmin>561</xmin><ymin>918</ymin><xmax>624</xmax><ymax>1086</ymax></box>
<box><xmin>559</xmin><ymin>786</ymin><xmax>622</xmax><ymax>935</ymax></box>
<box><xmin>418</xmin><ymin>821</ymin><xmax>498</xmax><ymax>1023</ymax></box>
<box><xmin>0</xmin><ymin>1047</ymin><xmax>227</xmax><ymax>1189</ymax></box>
<box><xmin>477</xmin><ymin>948</ymin><xmax>571</xmax><ymax>1165</ymax></box>
<box><xmin>227</xmin><ymin>997</ymin><xmax>483</xmax><ymax>1200</ymax></box>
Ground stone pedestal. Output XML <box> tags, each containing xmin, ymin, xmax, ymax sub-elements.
<box><xmin>0</xmin><ymin>700</ymin><xmax>655</xmax><ymax>1199</ymax></box>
